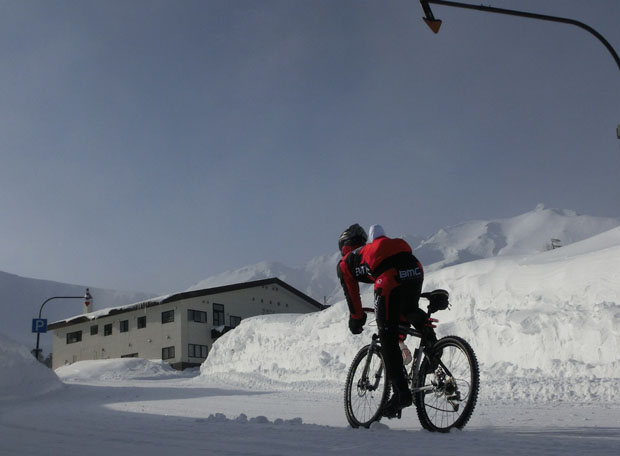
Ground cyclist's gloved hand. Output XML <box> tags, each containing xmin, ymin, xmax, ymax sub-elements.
<box><xmin>348</xmin><ymin>313</ymin><xmax>367</xmax><ymax>335</ymax></box>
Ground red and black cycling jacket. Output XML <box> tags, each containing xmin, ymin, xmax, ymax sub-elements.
<box><xmin>337</xmin><ymin>236</ymin><xmax>423</xmax><ymax>319</ymax></box>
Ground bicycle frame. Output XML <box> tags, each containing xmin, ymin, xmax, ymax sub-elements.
<box><xmin>399</xmin><ymin>324</ymin><xmax>451</xmax><ymax>395</ymax></box>
<box><xmin>361</xmin><ymin>306</ymin><xmax>453</xmax><ymax>395</ymax></box>
<box><xmin>359</xmin><ymin>334</ymin><xmax>384</xmax><ymax>392</ymax></box>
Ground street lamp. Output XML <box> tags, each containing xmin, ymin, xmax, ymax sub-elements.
<box><xmin>419</xmin><ymin>0</ymin><xmax>620</xmax><ymax>138</ymax></box>
<box><xmin>33</xmin><ymin>289</ymin><xmax>93</xmax><ymax>362</ymax></box>
<box><xmin>419</xmin><ymin>0</ymin><xmax>620</xmax><ymax>71</ymax></box>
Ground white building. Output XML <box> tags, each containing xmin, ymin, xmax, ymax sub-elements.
<box><xmin>48</xmin><ymin>278</ymin><xmax>323</xmax><ymax>370</ymax></box>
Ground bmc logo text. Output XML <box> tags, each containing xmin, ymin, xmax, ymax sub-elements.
<box><xmin>399</xmin><ymin>268</ymin><xmax>421</xmax><ymax>280</ymax></box>
<box><xmin>355</xmin><ymin>265</ymin><xmax>370</xmax><ymax>277</ymax></box>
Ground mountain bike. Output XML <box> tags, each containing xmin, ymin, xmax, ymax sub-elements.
<box><xmin>344</xmin><ymin>289</ymin><xmax>479</xmax><ymax>432</ymax></box>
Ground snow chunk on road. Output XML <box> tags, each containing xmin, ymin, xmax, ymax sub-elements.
<box><xmin>56</xmin><ymin>358</ymin><xmax>195</xmax><ymax>384</ymax></box>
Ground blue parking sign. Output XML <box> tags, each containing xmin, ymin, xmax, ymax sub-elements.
<box><xmin>32</xmin><ymin>318</ymin><xmax>47</xmax><ymax>333</ymax></box>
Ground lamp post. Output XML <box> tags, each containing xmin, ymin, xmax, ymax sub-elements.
<box><xmin>33</xmin><ymin>289</ymin><xmax>92</xmax><ymax>361</ymax></box>
<box><xmin>419</xmin><ymin>0</ymin><xmax>620</xmax><ymax>138</ymax></box>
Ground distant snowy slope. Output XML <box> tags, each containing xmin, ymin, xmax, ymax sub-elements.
<box><xmin>187</xmin><ymin>255</ymin><xmax>344</xmax><ymax>305</ymax></box>
<box><xmin>0</xmin><ymin>271</ymin><xmax>156</xmax><ymax>353</ymax></box>
<box><xmin>414</xmin><ymin>204</ymin><xmax>620</xmax><ymax>270</ymax></box>
<box><xmin>200</xmin><ymin>226</ymin><xmax>620</xmax><ymax>401</ymax></box>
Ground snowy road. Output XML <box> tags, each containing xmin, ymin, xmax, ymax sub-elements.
<box><xmin>1</xmin><ymin>373</ymin><xmax>619</xmax><ymax>456</ymax></box>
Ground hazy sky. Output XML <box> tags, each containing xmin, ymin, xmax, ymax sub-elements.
<box><xmin>1</xmin><ymin>0</ymin><xmax>619</xmax><ymax>294</ymax></box>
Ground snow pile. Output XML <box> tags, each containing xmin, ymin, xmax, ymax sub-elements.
<box><xmin>199</xmin><ymin>301</ymin><xmax>365</xmax><ymax>392</ymax></box>
<box><xmin>56</xmin><ymin>358</ymin><xmax>192</xmax><ymax>384</ymax></box>
<box><xmin>0</xmin><ymin>332</ymin><xmax>62</xmax><ymax>401</ymax></box>
<box><xmin>423</xmin><ymin>226</ymin><xmax>620</xmax><ymax>402</ymax></box>
<box><xmin>423</xmin><ymin>226</ymin><xmax>620</xmax><ymax>377</ymax></box>
<box><xmin>199</xmin><ymin>226</ymin><xmax>620</xmax><ymax>402</ymax></box>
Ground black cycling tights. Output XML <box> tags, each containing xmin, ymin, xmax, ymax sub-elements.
<box><xmin>374</xmin><ymin>279</ymin><xmax>423</xmax><ymax>395</ymax></box>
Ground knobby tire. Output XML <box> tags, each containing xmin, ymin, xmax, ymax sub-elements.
<box><xmin>344</xmin><ymin>344</ymin><xmax>389</xmax><ymax>428</ymax></box>
<box><xmin>414</xmin><ymin>335</ymin><xmax>480</xmax><ymax>432</ymax></box>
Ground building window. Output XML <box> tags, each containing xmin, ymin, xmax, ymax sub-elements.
<box><xmin>66</xmin><ymin>331</ymin><xmax>82</xmax><ymax>344</ymax></box>
<box><xmin>90</xmin><ymin>325</ymin><xmax>98</xmax><ymax>335</ymax></box>
<box><xmin>188</xmin><ymin>309</ymin><xmax>207</xmax><ymax>323</ymax></box>
<box><xmin>121</xmin><ymin>353</ymin><xmax>139</xmax><ymax>358</ymax></box>
<box><xmin>230</xmin><ymin>316</ymin><xmax>241</xmax><ymax>328</ymax></box>
<box><xmin>104</xmin><ymin>324</ymin><xmax>113</xmax><ymax>336</ymax></box>
<box><xmin>162</xmin><ymin>310</ymin><xmax>174</xmax><ymax>324</ymax></box>
<box><xmin>188</xmin><ymin>344</ymin><xmax>208</xmax><ymax>359</ymax></box>
<box><xmin>120</xmin><ymin>320</ymin><xmax>129</xmax><ymax>333</ymax></box>
<box><xmin>213</xmin><ymin>304</ymin><xmax>225</xmax><ymax>326</ymax></box>
<box><xmin>137</xmin><ymin>316</ymin><xmax>146</xmax><ymax>329</ymax></box>
<box><xmin>162</xmin><ymin>346</ymin><xmax>175</xmax><ymax>360</ymax></box>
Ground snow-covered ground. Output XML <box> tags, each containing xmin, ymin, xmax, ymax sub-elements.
<box><xmin>1</xmin><ymin>353</ymin><xmax>618</xmax><ymax>456</ymax></box>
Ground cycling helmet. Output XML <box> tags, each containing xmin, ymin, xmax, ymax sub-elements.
<box><xmin>338</xmin><ymin>223</ymin><xmax>368</xmax><ymax>252</ymax></box>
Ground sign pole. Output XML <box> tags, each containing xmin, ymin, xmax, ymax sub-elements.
<box><xmin>33</xmin><ymin>289</ymin><xmax>92</xmax><ymax>361</ymax></box>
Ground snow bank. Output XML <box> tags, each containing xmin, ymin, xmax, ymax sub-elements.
<box><xmin>0</xmin><ymin>332</ymin><xmax>62</xmax><ymax>401</ymax></box>
<box><xmin>423</xmin><ymin>227</ymin><xmax>620</xmax><ymax>379</ymax></box>
<box><xmin>199</xmin><ymin>227</ymin><xmax>620</xmax><ymax>402</ymax></box>
<box><xmin>199</xmin><ymin>301</ymin><xmax>369</xmax><ymax>392</ymax></box>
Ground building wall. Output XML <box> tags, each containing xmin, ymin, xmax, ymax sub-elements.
<box><xmin>52</xmin><ymin>301</ymin><xmax>182</xmax><ymax>369</ymax></box>
<box><xmin>52</xmin><ymin>282</ymin><xmax>319</xmax><ymax>370</ymax></box>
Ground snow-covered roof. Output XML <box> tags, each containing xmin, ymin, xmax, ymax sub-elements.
<box><xmin>48</xmin><ymin>278</ymin><xmax>323</xmax><ymax>330</ymax></box>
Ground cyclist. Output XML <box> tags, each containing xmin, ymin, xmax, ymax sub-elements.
<box><xmin>337</xmin><ymin>223</ymin><xmax>435</xmax><ymax>418</ymax></box>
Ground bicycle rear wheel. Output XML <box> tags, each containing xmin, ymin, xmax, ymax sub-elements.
<box><xmin>415</xmin><ymin>336</ymin><xmax>479</xmax><ymax>432</ymax></box>
<box><xmin>344</xmin><ymin>344</ymin><xmax>389</xmax><ymax>428</ymax></box>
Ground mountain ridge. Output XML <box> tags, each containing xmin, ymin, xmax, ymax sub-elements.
<box><xmin>187</xmin><ymin>205</ymin><xmax>620</xmax><ymax>304</ymax></box>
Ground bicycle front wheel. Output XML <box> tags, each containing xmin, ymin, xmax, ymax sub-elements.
<box><xmin>415</xmin><ymin>335</ymin><xmax>479</xmax><ymax>432</ymax></box>
<box><xmin>344</xmin><ymin>344</ymin><xmax>389</xmax><ymax>428</ymax></box>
